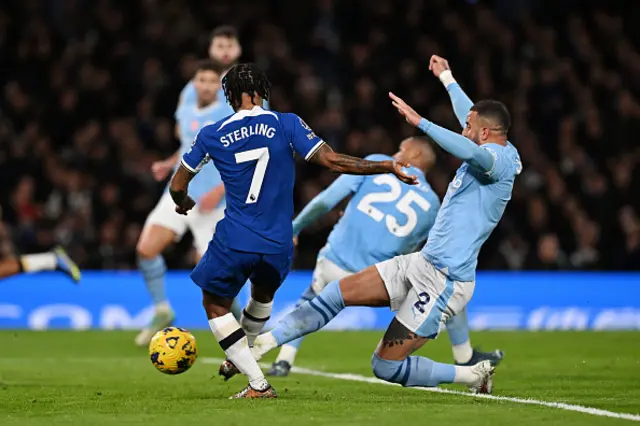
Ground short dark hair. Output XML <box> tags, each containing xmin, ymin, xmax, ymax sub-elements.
<box><xmin>195</xmin><ymin>59</ymin><xmax>225</xmax><ymax>75</ymax></box>
<box><xmin>471</xmin><ymin>100</ymin><xmax>511</xmax><ymax>135</ymax></box>
<box><xmin>211</xmin><ymin>25</ymin><xmax>238</xmax><ymax>40</ymax></box>
<box><xmin>222</xmin><ymin>63</ymin><xmax>271</xmax><ymax>110</ymax></box>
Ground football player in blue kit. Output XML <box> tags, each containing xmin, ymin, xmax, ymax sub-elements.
<box><xmin>251</xmin><ymin>55</ymin><xmax>521</xmax><ymax>395</ymax></box>
<box><xmin>170</xmin><ymin>63</ymin><xmax>417</xmax><ymax>399</ymax></box>
<box><xmin>135</xmin><ymin>60</ymin><xmax>233</xmax><ymax>346</ymax></box>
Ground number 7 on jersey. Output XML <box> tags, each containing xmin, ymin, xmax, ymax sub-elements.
<box><xmin>235</xmin><ymin>147</ymin><xmax>270</xmax><ymax>204</ymax></box>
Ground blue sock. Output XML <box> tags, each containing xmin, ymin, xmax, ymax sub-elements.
<box><xmin>138</xmin><ymin>256</ymin><xmax>167</xmax><ymax>305</ymax></box>
<box><xmin>371</xmin><ymin>353</ymin><xmax>456</xmax><ymax>387</ymax></box>
<box><xmin>446</xmin><ymin>308</ymin><xmax>470</xmax><ymax>346</ymax></box>
<box><xmin>285</xmin><ymin>285</ymin><xmax>318</xmax><ymax>350</ymax></box>
<box><xmin>272</xmin><ymin>280</ymin><xmax>344</xmax><ymax>346</ymax></box>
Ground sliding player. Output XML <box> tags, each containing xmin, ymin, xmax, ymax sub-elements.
<box><xmin>252</xmin><ymin>55</ymin><xmax>521</xmax><ymax>394</ymax></box>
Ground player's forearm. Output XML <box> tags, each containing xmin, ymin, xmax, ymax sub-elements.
<box><xmin>292</xmin><ymin>197</ymin><xmax>332</xmax><ymax>236</ymax></box>
<box><xmin>169</xmin><ymin>165</ymin><xmax>194</xmax><ymax>205</ymax></box>
<box><xmin>417</xmin><ymin>119</ymin><xmax>493</xmax><ymax>172</ymax></box>
<box><xmin>440</xmin><ymin>71</ymin><xmax>473</xmax><ymax>129</ymax></box>
<box><xmin>292</xmin><ymin>183</ymin><xmax>349</xmax><ymax>235</ymax></box>
<box><xmin>311</xmin><ymin>145</ymin><xmax>392</xmax><ymax>175</ymax></box>
<box><xmin>167</xmin><ymin>150</ymin><xmax>180</xmax><ymax>166</ymax></box>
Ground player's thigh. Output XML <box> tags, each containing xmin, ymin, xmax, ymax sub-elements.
<box><xmin>338</xmin><ymin>265</ymin><xmax>390</xmax><ymax>307</ymax></box>
<box><xmin>394</xmin><ymin>258</ymin><xmax>475</xmax><ymax>341</ymax></box>
<box><xmin>250</xmin><ymin>247</ymin><xmax>294</xmax><ymax>303</ymax></box>
<box><xmin>191</xmin><ymin>236</ymin><xmax>257</xmax><ymax>306</ymax></box>
<box><xmin>187</xmin><ymin>206</ymin><xmax>225</xmax><ymax>259</ymax></box>
<box><xmin>137</xmin><ymin>224</ymin><xmax>178</xmax><ymax>258</ymax></box>
<box><xmin>139</xmin><ymin>194</ymin><xmax>186</xmax><ymax>257</ymax></box>
<box><xmin>372</xmin><ymin>253</ymin><xmax>418</xmax><ymax>311</ymax></box>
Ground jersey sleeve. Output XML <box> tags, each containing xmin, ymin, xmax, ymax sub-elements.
<box><xmin>181</xmin><ymin>130</ymin><xmax>210</xmax><ymax>174</ymax></box>
<box><xmin>480</xmin><ymin>145</ymin><xmax>519</xmax><ymax>181</ymax></box>
<box><xmin>292</xmin><ymin>174</ymin><xmax>363</xmax><ymax>236</ymax></box>
<box><xmin>281</xmin><ymin>113</ymin><xmax>325</xmax><ymax>160</ymax></box>
<box><xmin>175</xmin><ymin>82</ymin><xmax>196</xmax><ymax>119</ymax></box>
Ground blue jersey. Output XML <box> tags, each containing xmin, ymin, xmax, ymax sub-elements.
<box><xmin>170</xmin><ymin>100</ymin><xmax>234</xmax><ymax>202</ymax></box>
<box><xmin>182</xmin><ymin>106</ymin><xmax>324</xmax><ymax>254</ymax></box>
<box><xmin>320</xmin><ymin>154</ymin><xmax>440</xmax><ymax>272</ymax></box>
<box><xmin>422</xmin><ymin>142</ymin><xmax>522</xmax><ymax>281</ymax></box>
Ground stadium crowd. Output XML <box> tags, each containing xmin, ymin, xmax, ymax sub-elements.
<box><xmin>0</xmin><ymin>0</ymin><xmax>638</xmax><ymax>270</ymax></box>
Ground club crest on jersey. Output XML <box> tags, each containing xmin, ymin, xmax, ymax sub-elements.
<box><xmin>299</xmin><ymin>117</ymin><xmax>312</xmax><ymax>131</ymax></box>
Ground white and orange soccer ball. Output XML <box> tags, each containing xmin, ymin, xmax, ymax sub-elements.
<box><xmin>149</xmin><ymin>327</ymin><xmax>198</xmax><ymax>374</ymax></box>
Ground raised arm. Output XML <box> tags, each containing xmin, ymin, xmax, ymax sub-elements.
<box><xmin>389</xmin><ymin>92</ymin><xmax>494</xmax><ymax>174</ymax></box>
<box><xmin>429</xmin><ymin>55</ymin><xmax>473</xmax><ymax>129</ymax></box>
<box><xmin>293</xmin><ymin>174</ymin><xmax>362</xmax><ymax>236</ymax></box>
<box><xmin>417</xmin><ymin>119</ymin><xmax>493</xmax><ymax>173</ymax></box>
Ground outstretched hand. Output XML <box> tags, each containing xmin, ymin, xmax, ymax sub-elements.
<box><xmin>390</xmin><ymin>160</ymin><xmax>418</xmax><ymax>185</ymax></box>
<box><xmin>389</xmin><ymin>92</ymin><xmax>422</xmax><ymax>127</ymax></box>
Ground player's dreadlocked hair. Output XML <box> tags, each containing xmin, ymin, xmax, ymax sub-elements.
<box><xmin>222</xmin><ymin>63</ymin><xmax>271</xmax><ymax>110</ymax></box>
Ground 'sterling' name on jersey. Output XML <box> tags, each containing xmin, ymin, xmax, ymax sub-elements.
<box><xmin>220</xmin><ymin>123</ymin><xmax>276</xmax><ymax>147</ymax></box>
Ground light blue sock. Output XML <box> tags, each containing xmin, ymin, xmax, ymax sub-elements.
<box><xmin>138</xmin><ymin>256</ymin><xmax>167</xmax><ymax>305</ymax></box>
<box><xmin>271</xmin><ymin>280</ymin><xmax>344</xmax><ymax>346</ymax></box>
<box><xmin>446</xmin><ymin>308</ymin><xmax>470</xmax><ymax>346</ymax></box>
<box><xmin>371</xmin><ymin>353</ymin><xmax>456</xmax><ymax>387</ymax></box>
<box><xmin>286</xmin><ymin>285</ymin><xmax>318</xmax><ymax>350</ymax></box>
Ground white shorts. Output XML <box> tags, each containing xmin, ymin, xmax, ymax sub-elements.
<box><xmin>375</xmin><ymin>252</ymin><xmax>475</xmax><ymax>339</ymax></box>
<box><xmin>144</xmin><ymin>193</ymin><xmax>225</xmax><ymax>255</ymax></box>
<box><xmin>310</xmin><ymin>248</ymin><xmax>353</xmax><ymax>294</ymax></box>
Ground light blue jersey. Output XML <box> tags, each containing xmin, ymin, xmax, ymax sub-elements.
<box><xmin>416</xmin><ymin>82</ymin><xmax>522</xmax><ymax>282</ymax></box>
<box><xmin>170</xmin><ymin>100</ymin><xmax>234</xmax><ymax>202</ymax></box>
<box><xmin>293</xmin><ymin>154</ymin><xmax>441</xmax><ymax>273</ymax></box>
<box><xmin>176</xmin><ymin>81</ymin><xmax>269</xmax><ymax>115</ymax></box>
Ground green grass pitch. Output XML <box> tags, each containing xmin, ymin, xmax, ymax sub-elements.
<box><xmin>0</xmin><ymin>331</ymin><xmax>638</xmax><ymax>425</ymax></box>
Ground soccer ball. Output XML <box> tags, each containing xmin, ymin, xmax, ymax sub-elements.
<box><xmin>149</xmin><ymin>327</ymin><xmax>198</xmax><ymax>374</ymax></box>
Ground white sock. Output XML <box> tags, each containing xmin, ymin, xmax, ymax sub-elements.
<box><xmin>20</xmin><ymin>253</ymin><xmax>57</xmax><ymax>272</ymax></box>
<box><xmin>452</xmin><ymin>341</ymin><xmax>473</xmax><ymax>364</ymax></box>
<box><xmin>453</xmin><ymin>365</ymin><xmax>479</xmax><ymax>385</ymax></box>
<box><xmin>240</xmin><ymin>298</ymin><xmax>273</xmax><ymax>346</ymax></box>
<box><xmin>275</xmin><ymin>344</ymin><xmax>298</xmax><ymax>365</ymax></box>
<box><xmin>209</xmin><ymin>313</ymin><xmax>269</xmax><ymax>391</ymax></box>
<box><xmin>154</xmin><ymin>301</ymin><xmax>172</xmax><ymax>314</ymax></box>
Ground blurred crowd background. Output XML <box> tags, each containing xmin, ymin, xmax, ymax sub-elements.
<box><xmin>0</xmin><ymin>0</ymin><xmax>638</xmax><ymax>270</ymax></box>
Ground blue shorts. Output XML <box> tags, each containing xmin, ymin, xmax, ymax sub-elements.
<box><xmin>191</xmin><ymin>235</ymin><xmax>293</xmax><ymax>299</ymax></box>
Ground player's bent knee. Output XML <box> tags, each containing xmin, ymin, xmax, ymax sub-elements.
<box><xmin>371</xmin><ymin>353</ymin><xmax>406</xmax><ymax>385</ymax></box>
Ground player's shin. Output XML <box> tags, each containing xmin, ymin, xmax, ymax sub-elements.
<box><xmin>138</xmin><ymin>255</ymin><xmax>170</xmax><ymax>311</ymax></box>
<box><xmin>273</xmin><ymin>285</ymin><xmax>316</xmax><ymax>366</ymax></box>
<box><xmin>253</xmin><ymin>280</ymin><xmax>345</xmax><ymax>360</ymax></box>
<box><xmin>446</xmin><ymin>309</ymin><xmax>473</xmax><ymax>364</ymax></box>
<box><xmin>209</xmin><ymin>312</ymin><xmax>270</xmax><ymax>391</ymax></box>
<box><xmin>240</xmin><ymin>298</ymin><xmax>273</xmax><ymax>346</ymax></box>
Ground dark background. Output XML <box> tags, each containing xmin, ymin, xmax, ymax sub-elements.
<box><xmin>0</xmin><ymin>0</ymin><xmax>638</xmax><ymax>270</ymax></box>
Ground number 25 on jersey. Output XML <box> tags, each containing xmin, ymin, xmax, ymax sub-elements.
<box><xmin>357</xmin><ymin>175</ymin><xmax>431</xmax><ymax>237</ymax></box>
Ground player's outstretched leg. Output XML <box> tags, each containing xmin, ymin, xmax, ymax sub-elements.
<box><xmin>252</xmin><ymin>266</ymin><xmax>390</xmax><ymax>361</ymax></box>
<box><xmin>205</xmin><ymin>291</ymin><xmax>276</xmax><ymax>399</ymax></box>
<box><xmin>445</xmin><ymin>309</ymin><xmax>504</xmax><ymax>366</ymax></box>
<box><xmin>268</xmin><ymin>285</ymin><xmax>317</xmax><ymax>377</ymax></box>
<box><xmin>135</xmin><ymin>225</ymin><xmax>176</xmax><ymax>347</ymax></box>
<box><xmin>371</xmin><ymin>318</ymin><xmax>494</xmax><ymax>393</ymax></box>
<box><xmin>0</xmin><ymin>247</ymin><xmax>81</xmax><ymax>283</ymax></box>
